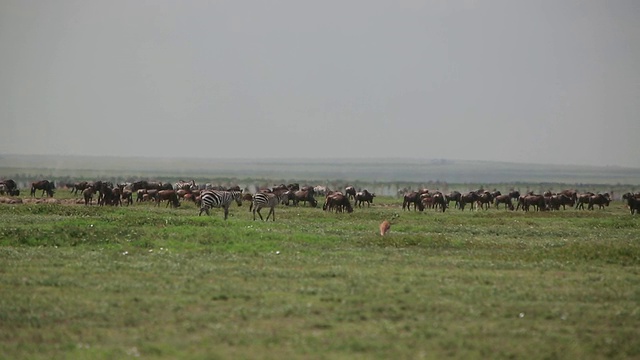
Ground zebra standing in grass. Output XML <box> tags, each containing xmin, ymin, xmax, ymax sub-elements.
<box><xmin>198</xmin><ymin>190</ymin><xmax>243</xmax><ymax>220</ymax></box>
<box><xmin>252</xmin><ymin>190</ymin><xmax>288</xmax><ymax>221</ymax></box>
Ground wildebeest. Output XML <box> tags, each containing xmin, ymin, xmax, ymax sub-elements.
<box><xmin>626</xmin><ymin>195</ymin><xmax>640</xmax><ymax>215</ymax></box>
<box><xmin>156</xmin><ymin>190</ymin><xmax>181</xmax><ymax>208</ymax></box>
<box><xmin>445</xmin><ymin>191</ymin><xmax>462</xmax><ymax>209</ymax></box>
<box><xmin>0</xmin><ymin>179</ymin><xmax>19</xmax><ymax>196</ymax></box>
<box><xmin>345</xmin><ymin>186</ymin><xmax>356</xmax><ymax>200</ymax></box>
<box><xmin>292</xmin><ymin>189</ymin><xmax>317</xmax><ymax>207</ymax></box>
<box><xmin>587</xmin><ymin>193</ymin><xmax>610</xmax><ymax>210</ymax></box>
<box><xmin>458</xmin><ymin>192</ymin><xmax>479</xmax><ymax>211</ymax></box>
<box><xmin>422</xmin><ymin>192</ymin><xmax>447</xmax><ymax>212</ymax></box>
<box><xmin>82</xmin><ymin>187</ymin><xmax>95</xmax><ymax>205</ymax></box>
<box><xmin>402</xmin><ymin>191</ymin><xmax>425</xmax><ymax>211</ymax></box>
<box><xmin>323</xmin><ymin>192</ymin><xmax>354</xmax><ymax>213</ymax></box>
<box><xmin>70</xmin><ymin>181</ymin><xmax>89</xmax><ymax>195</ymax></box>
<box><xmin>522</xmin><ymin>194</ymin><xmax>547</xmax><ymax>212</ymax></box>
<box><xmin>313</xmin><ymin>185</ymin><xmax>330</xmax><ymax>196</ymax></box>
<box><xmin>30</xmin><ymin>180</ymin><xmax>55</xmax><ymax>197</ymax></box>
<box><xmin>354</xmin><ymin>189</ymin><xmax>375</xmax><ymax>208</ymax></box>
<box><xmin>509</xmin><ymin>190</ymin><xmax>521</xmax><ymax>202</ymax></box>
<box><xmin>494</xmin><ymin>194</ymin><xmax>514</xmax><ymax>210</ymax></box>
<box><xmin>575</xmin><ymin>192</ymin><xmax>595</xmax><ymax>210</ymax></box>
<box><xmin>547</xmin><ymin>194</ymin><xmax>575</xmax><ymax>210</ymax></box>
<box><xmin>475</xmin><ymin>191</ymin><xmax>494</xmax><ymax>210</ymax></box>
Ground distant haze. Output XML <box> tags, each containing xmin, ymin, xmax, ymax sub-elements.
<box><xmin>1</xmin><ymin>1</ymin><xmax>639</xmax><ymax>167</ymax></box>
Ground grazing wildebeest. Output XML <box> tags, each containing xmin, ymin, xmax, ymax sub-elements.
<box><xmin>494</xmin><ymin>194</ymin><xmax>514</xmax><ymax>210</ymax></box>
<box><xmin>30</xmin><ymin>180</ymin><xmax>55</xmax><ymax>197</ymax></box>
<box><xmin>156</xmin><ymin>190</ymin><xmax>181</xmax><ymax>208</ymax></box>
<box><xmin>293</xmin><ymin>189</ymin><xmax>317</xmax><ymax>207</ymax></box>
<box><xmin>323</xmin><ymin>192</ymin><xmax>354</xmax><ymax>213</ymax></box>
<box><xmin>424</xmin><ymin>192</ymin><xmax>447</xmax><ymax>212</ymax></box>
<box><xmin>345</xmin><ymin>186</ymin><xmax>356</xmax><ymax>200</ymax></box>
<box><xmin>588</xmin><ymin>193</ymin><xmax>610</xmax><ymax>210</ymax></box>
<box><xmin>402</xmin><ymin>191</ymin><xmax>425</xmax><ymax>211</ymax></box>
<box><xmin>0</xmin><ymin>179</ymin><xmax>19</xmax><ymax>196</ymax></box>
<box><xmin>354</xmin><ymin>190</ymin><xmax>375</xmax><ymax>208</ymax></box>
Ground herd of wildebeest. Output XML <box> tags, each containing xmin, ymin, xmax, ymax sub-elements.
<box><xmin>1</xmin><ymin>178</ymin><xmax>640</xmax><ymax>220</ymax></box>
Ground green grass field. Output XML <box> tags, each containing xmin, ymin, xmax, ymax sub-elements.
<box><xmin>1</xmin><ymin>191</ymin><xmax>639</xmax><ymax>359</ymax></box>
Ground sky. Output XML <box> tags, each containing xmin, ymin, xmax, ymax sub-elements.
<box><xmin>1</xmin><ymin>0</ymin><xmax>639</xmax><ymax>167</ymax></box>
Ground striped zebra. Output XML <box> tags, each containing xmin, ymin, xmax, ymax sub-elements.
<box><xmin>252</xmin><ymin>191</ymin><xmax>288</xmax><ymax>221</ymax></box>
<box><xmin>198</xmin><ymin>190</ymin><xmax>243</xmax><ymax>220</ymax></box>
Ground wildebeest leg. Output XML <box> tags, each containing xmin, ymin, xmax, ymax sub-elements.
<box><xmin>223</xmin><ymin>205</ymin><xmax>229</xmax><ymax>220</ymax></box>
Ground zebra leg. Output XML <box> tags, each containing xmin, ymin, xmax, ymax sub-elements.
<box><xmin>223</xmin><ymin>205</ymin><xmax>229</xmax><ymax>220</ymax></box>
<box><xmin>266</xmin><ymin>207</ymin><xmax>275</xmax><ymax>221</ymax></box>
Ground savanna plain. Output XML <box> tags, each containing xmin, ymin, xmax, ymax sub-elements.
<box><xmin>1</xmin><ymin>161</ymin><xmax>639</xmax><ymax>359</ymax></box>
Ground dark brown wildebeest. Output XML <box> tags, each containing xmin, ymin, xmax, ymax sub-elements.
<box><xmin>323</xmin><ymin>192</ymin><xmax>354</xmax><ymax>213</ymax></box>
<box><xmin>402</xmin><ymin>191</ymin><xmax>425</xmax><ymax>211</ymax></box>
<box><xmin>494</xmin><ymin>194</ymin><xmax>514</xmax><ymax>210</ymax></box>
<box><xmin>30</xmin><ymin>180</ymin><xmax>55</xmax><ymax>197</ymax></box>
<box><xmin>575</xmin><ymin>192</ymin><xmax>595</xmax><ymax>210</ymax></box>
<box><xmin>83</xmin><ymin>187</ymin><xmax>95</xmax><ymax>205</ymax></box>
<box><xmin>422</xmin><ymin>192</ymin><xmax>447</xmax><ymax>212</ymax></box>
<box><xmin>588</xmin><ymin>193</ymin><xmax>610</xmax><ymax>210</ymax></box>
<box><xmin>354</xmin><ymin>189</ymin><xmax>375</xmax><ymax>208</ymax></box>
<box><xmin>446</xmin><ymin>191</ymin><xmax>462</xmax><ymax>209</ymax></box>
<box><xmin>459</xmin><ymin>192</ymin><xmax>480</xmax><ymax>211</ymax></box>
<box><xmin>522</xmin><ymin>194</ymin><xmax>546</xmax><ymax>212</ymax></box>
<box><xmin>509</xmin><ymin>190</ymin><xmax>521</xmax><ymax>203</ymax></box>
<box><xmin>476</xmin><ymin>191</ymin><xmax>494</xmax><ymax>210</ymax></box>
<box><xmin>558</xmin><ymin>189</ymin><xmax>578</xmax><ymax>204</ymax></box>
<box><xmin>70</xmin><ymin>181</ymin><xmax>89</xmax><ymax>195</ymax></box>
<box><xmin>626</xmin><ymin>195</ymin><xmax>640</xmax><ymax>215</ymax></box>
<box><xmin>156</xmin><ymin>190</ymin><xmax>181</xmax><ymax>208</ymax></box>
<box><xmin>293</xmin><ymin>189</ymin><xmax>318</xmax><ymax>207</ymax></box>
<box><xmin>548</xmin><ymin>194</ymin><xmax>575</xmax><ymax>210</ymax></box>
<box><xmin>345</xmin><ymin>186</ymin><xmax>356</xmax><ymax>200</ymax></box>
<box><xmin>0</xmin><ymin>179</ymin><xmax>19</xmax><ymax>196</ymax></box>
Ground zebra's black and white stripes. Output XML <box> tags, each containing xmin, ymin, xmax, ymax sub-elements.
<box><xmin>198</xmin><ymin>190</ymin><xmax>243</xmax><ymax>220</ymax></box>
<box><xmin>252</xmin><ymin>191</ymin><xmax>288</xmax><ymax>221</ymax></box>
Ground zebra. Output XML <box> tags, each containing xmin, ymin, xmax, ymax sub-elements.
<box><xmin>252</xmin><ymin>191</ymin><xmax>288</xmax><ymax>221</ymax></box>
<box><xmin>198</xmin><ymin>190</ymin><xmax>243</xmax><ymax>220</ymax></box>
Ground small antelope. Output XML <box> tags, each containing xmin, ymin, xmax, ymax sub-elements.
<box><xmin>379</xmin><ymin>220</ymin><xmax>391</xmax><ymax>236</ymax></box>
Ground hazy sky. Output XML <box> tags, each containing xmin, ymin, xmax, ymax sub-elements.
<box><xmin>1</xmin><ymin>1</ymin><xmax>639</xmax><ymax>167</ymax></box>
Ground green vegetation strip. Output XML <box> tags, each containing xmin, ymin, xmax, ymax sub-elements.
<box><xmin>0</xmin><ymin>198</ymin><xmax>639</xmax><ymax>359</ymax></box>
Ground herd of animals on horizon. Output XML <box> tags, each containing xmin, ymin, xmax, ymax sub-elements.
<box><xmin>1</xmin><ymin>179</ymin><xmax>639</xmax><ymax>235</ymax></box>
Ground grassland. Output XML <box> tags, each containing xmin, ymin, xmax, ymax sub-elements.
<box><xmin>1</xmin><ymin>189</ymin><xmax>639</xmax><ymax>359</ymax></box>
